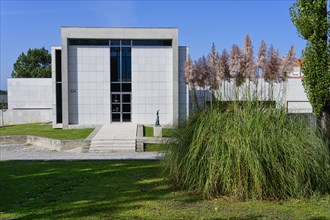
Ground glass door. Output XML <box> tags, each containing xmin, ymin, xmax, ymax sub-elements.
<box><xmin>111</xmin><ymin>93</ymin><xmax>131</xmax><ymax>122</ymax></box>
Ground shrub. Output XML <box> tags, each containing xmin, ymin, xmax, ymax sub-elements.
<box><xmin>162</xmin><ymin>101</ymin><xmax>330</xmax><ymax>200</ymax></box>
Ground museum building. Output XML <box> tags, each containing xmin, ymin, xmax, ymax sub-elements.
<box><xmin>52</xmin><ymin>27</ymin><xmax>189</xmax><ymax>128</ymax></box>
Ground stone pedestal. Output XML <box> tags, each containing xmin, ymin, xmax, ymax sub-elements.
<box><xmin>154</xmin><ymin>126</ymin><xmax>162</xmax><ymax>137</ymax></box>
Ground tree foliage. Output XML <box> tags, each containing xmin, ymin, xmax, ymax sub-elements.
<box><xmin>290</xmin><ymin>0</ymin><xmax>329</xmax><ymax>115</ymax></box>
<box><xmin>12</xmin><ymin>48</ymin><xmax>51</xmax><ymax>78</ymax></box>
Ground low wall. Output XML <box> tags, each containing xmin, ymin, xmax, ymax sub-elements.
<box><xmin>0</xmin><ymin>109</ymin><xmax>52</xmax><ymax>126</ymax></box>
<box><xmin>0</xmin><ymin>135</ymin><xmax>90</xmax><ymax>152</ymax></box>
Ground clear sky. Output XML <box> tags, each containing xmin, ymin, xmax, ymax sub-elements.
<box><xmin>0</xmin><ymin>0</ymin><xmax>306</xmax><ymax>90</ymax></box>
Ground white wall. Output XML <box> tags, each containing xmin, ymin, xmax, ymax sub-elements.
<box><xmin>191</xmin><ymin>78</ymin><xmax>312</xmax><ymax>113</ymax></box>
<box><xmin>2</xmin><ymin>78</ymin><xmax>52</xmax><ymax>125</ymax></box>
<box><xmin>8</xmin><ymin>78</ymin><xmax>52</xmax><ymax>109</ymax></box>
<box><xmin>286</xmin><ymin>78</ymin><xmax>312</xmax><ymax>113</ymax></box>
<box><xmin>68</xmin><ymin>46</ymin><xmax>111</xmax><ymax>125</ymax></box>
<box><xmin>178</xmin><ymin>46</ymin><xmax>189</xmax><ymax>122</ymax></box>
<box><xmin>131</xmin><ymin>47</ymin><xmax>173</xmax><ymax>125</ymax></box>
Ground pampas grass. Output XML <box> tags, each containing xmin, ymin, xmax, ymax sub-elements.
<box><xmin>162</xmin><ymin>101</ymin><xmax>330</xmax><ymax>200</ymax></box>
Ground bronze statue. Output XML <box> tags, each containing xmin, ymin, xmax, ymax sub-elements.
<box><xmin>155</xmin><ymin>110</ymin><xmax>160</xmax><ymax>126</ymax></box>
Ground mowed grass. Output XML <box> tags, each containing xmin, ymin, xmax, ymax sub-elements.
<box><xmin>0</xmin><ymin>123</ymin><xmax>94</xmax><ymax>140</ymax></box>
<box><xmin>1</xmin><ymin>161</ymin><xmax>329</xmax><ymax>220</ymax></box>
<box><xmin>144</xmin><ymin>143</ymin><xmax>170</xmax><ymax>152</ymax></box>
<box><xmin>143</xmin><ymin>126</ymin><xmax>174</xmax><ymax>137</ymax></box>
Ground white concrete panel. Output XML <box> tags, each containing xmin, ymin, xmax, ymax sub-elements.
<box><xmin>8</xmin><ymin>78</ymin><xmax>52</xmax><ymax>110</ymax></box>
<box><xmin>131</xmin><ymin>47</ymin><xmax>173</xmax><ymax>125</ymax></box>
<box><xmin>68</xmin><ymin>46</ymin><xmax>110</xmax><ymax>125</ymax></box>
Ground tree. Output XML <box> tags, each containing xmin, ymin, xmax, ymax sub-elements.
<box><xmin>12</xmin><ymin>47</ymin><xmax>51</xmax><ymax>78</ymax></box>
<box><xmin>290</xmin><ymin>0</ymin><xmax>329</xmax><ymax>146</ymax></box>
<box><xmin>241</xmin><ymin>34</ymin><xmax>256</xmax><ymax>81</ymax></box>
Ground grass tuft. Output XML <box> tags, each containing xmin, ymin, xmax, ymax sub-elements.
<box><xmin>162</xmin><ymin>101</ymin><xmax>330</xmax><ymax>200</ymax></box>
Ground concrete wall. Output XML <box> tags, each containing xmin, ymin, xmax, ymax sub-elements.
<box><xmin>191</xmin><ymin>78</ymin><xmax>312</xmax><ymax>113</ymax></box>
<box><xmin>286</xmin><ymin>78</ymin><xmax>312</xmax><ymax>113</ymax></box>
<box><xmin>1</xmin><ymin>78</ymin><xmax>52</xmax><ymax>125</ymax></box>
<box><xmin>178</xmin><ymin>46</ymin><xmax>189</xmax><ymax>122</ymax></box>
<box><xmin>68</xmin><ymin>46</ymin><xmax>111</xmax><ymax>125</ymax></box>
<box><xmin>131</xmin><ymin>47</ymin><xmax>173</xmax><ymax>125</ymax></box>
<box><xmin>0</xmin><ymin>109</ymin><xmax>52</xmax><ymax>126</ymax></box>
<box><xmin>8</xmin><ymin>78</ymin><xmax>52</xmax><ymax>109</ymax></box>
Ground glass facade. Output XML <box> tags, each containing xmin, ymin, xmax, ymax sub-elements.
<box><xmin>110</xmin><ymin>40</ymin><xmax>132</xmax><ymax>122</ymax></box>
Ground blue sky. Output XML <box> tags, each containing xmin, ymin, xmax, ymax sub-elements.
<box><xmin>0</xmin><ymin>0</ymin><xmax>306</xmax><ymax>90</ymax></box>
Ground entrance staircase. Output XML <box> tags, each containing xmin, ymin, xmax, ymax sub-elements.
<box><xmin>89</xmin><ymin>124</ymin><xmax>137</xmax><ymax>153</ymax></box>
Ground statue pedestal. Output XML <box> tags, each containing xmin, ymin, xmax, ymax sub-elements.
<box><xmin>154</xmin><ymin>126</ymin><xmax>162</xmax><ymax>137</ymax></box>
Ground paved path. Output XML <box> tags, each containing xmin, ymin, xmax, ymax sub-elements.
<box><xmin>0</xmin><ymin>144</ymin><xmax>163</xmax><ymax>161</ymax></box>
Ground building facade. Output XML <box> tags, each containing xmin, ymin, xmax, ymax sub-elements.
<box><xmin>52</xmin><ymin>27</ymin><xmax>189</xmax><ymax>128</ymax></box>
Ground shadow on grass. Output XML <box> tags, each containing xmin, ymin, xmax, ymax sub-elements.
<box><xmin>0</xmin><ymin>160</ymin><xmax>200</xmax><ymax>219</ymax></box>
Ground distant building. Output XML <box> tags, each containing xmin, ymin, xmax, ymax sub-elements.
<box><xmin>287</xmin><ymin>59</ymin><xmax>303</xmax><ymax>78</ymax></box>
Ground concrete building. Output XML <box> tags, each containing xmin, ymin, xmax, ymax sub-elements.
<box><xmin>52</xmin><ymin>27</ymin><xmax>188</xmax><ymax>128</ymax></box>
<box><xmin>1</xmin><ymin>78</ymin><xmax>52</xmax><ymax>125</ymax></box>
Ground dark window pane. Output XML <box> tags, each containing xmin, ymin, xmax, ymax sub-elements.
<box><xmin>121</xmin><ymin>47</ymin><xmax>131</xmax><ymax>82</ymax></box>
<box><xmin>111</xmin><ymin>94</ymin><xmax>120</xmax><ymax>103</ymax></box>
<box><xmin>112</xmin><ymin>104</ymin><xmax>121</xmax><ymax>113</ymax></box>
<box><xmin>55</xmin><ymin>50</ymin><xmax>62</xmax><ymax>82</ymax></box>
<box><xmin>123</xmin><ymin>104</ymin><xmax>130</xmax><ymax>113</ymax></box>
<box><xmin>121</xmin><ymin>40</ymin><xmax>131</xmax><ymax>46</ymax></box>
<box><xmin>111</xmin><ymin>47</ymin><xmax>120</xmax><ymax>82</ymax></box>
<box><xmin>112</xmin><ymin>114</ymin><xmax>120</xmax><ymax>122</ymax></box>
<box><xmin>69</xmin><ymin>39</ymin><xmax>109</xmax><ymax>46</ymax></box>
<box><xmin>132</xmin><ymin>40</ymin><xmax>172</xmax><ymax>46</ymax></box>
<box><xmin>122</xmin><ymin>94</ymin><xmax>130</xmax><ymax>103</ymax></box>
<box><xmin>122</xmin><ymin>83</ymin><xmax>131</xmax><ymax>92</ymax></box>
<box><xmin>123</xmin><ymin>114</ymin><xmax>131</xmax><ymax>122</ymax></box>
<box><xmin>111</xmin><ymin>83</ymin><xmax>120</xmax><ymax>92</ymax></box>
<box><xmin>111</xmin><ymin>40</ymin><xmax>120</xmax><ymax>46</ymax></box>
<box><xmin>56</xmin><ymin>83</ymin><xmax>62</xmax><ymax>123</ymax></box>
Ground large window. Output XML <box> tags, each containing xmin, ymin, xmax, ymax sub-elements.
<box><xmin>110</xmin><ymin>40</ymin><xmax>132</xmax><ymax>122</ymax></box>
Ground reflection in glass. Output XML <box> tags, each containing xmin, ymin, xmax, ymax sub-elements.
<box><xmin>111</xmin><ymin>47</ymin><xmax>120</xmax><ymax>82</ymax></box>
<box><xmin>121</xmin><ymin>47</ymin><xmax>131</xmax><ymax>82</ymax></box>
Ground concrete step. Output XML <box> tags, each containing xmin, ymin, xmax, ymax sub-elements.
<box><xmin>91</xmin><ymin>140</ymin><xmax>136</xmax><ymax>144</ymax></box>
<box><xmin>89</xmin><ymin>124</ymin><xmax>138</xmax><ymax>153</ymax></box>
<box><xmin>89</xmin><ymin>148</ymin><xmax>136</xmax><ymax>153</ymax></box>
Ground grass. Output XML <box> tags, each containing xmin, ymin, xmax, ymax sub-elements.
<box><xmin>163</xmin><ymin>102</ymin><xmax>330</xmax><ymax>200</ymax></box>
<box><xmin>0</xmin><ymin>123</ymin><xmax>94</xmax><ymax>140</ymax></box>
<box><xmin>143</xmin><ymin>126</ymin><xmax>174</xmax><ymax>137</ymax></box>
<box><xmin>143</xmin><ymin>126</ymin><xmax>154</xmax><ymax>137</ymax></box>
<box><xmin>1</xmin><ymin>161</ymin><xmax>329</xmax><ymax>220</ymax></box>
<box><xmin>144</xmin><ymin>143</ymin><xmax>169</xmax><ymax>152</ymax></box>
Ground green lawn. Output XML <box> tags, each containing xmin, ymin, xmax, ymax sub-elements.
<box><xmin>144</xmin><ymin>143</ymin><xmax>169</xmax><ymax>152</ymax></box>
<box><xmin>143</xmin><ymin>126</ymin><xmax>174</xmax><ymax>137</ymax></box>
<box><xmin>1</xmin><ymin>161</ymin><xmax>329</xmax><ymax>220</ymax></box>
<box><xmin>0</xmin><ymin>123</ymin><xmax>94</xmax><ymax>140</ymax></box>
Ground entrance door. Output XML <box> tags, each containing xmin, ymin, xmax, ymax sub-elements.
<box><xmin>111</xmin><ymin>93</ymin><xmax>131</xmax><ymax>122</ymax></box>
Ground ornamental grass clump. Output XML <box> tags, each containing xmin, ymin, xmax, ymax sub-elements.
<box><xmin>163</xmin><ymin>102</ymin><xmax>330</xmax><ymax>200</ymax></box>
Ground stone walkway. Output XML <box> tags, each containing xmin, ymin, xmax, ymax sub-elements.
<box><xmin>0</xmin><ymin>144</ymin><xmax>163</xmax><ymax>161</ymax></box>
